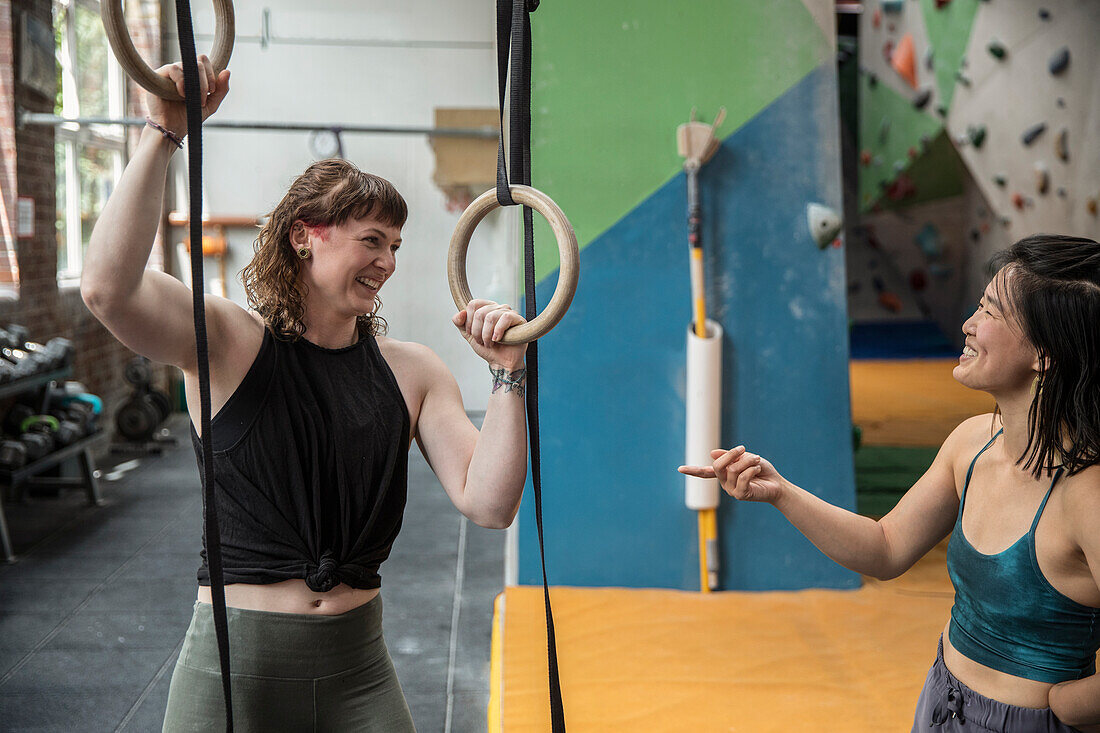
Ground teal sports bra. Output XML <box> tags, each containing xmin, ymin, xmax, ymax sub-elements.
<box><xmin>947</xmin><ymin>429</ymin><xmax>1100</xmax><ymax>683</ymax></box>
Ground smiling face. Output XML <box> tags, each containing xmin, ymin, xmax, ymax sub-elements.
<box><xmin>953</xmin><ymin>268</ymin><xmax>1039</xmax><ymax>397</ymax></box>
<box><xmin>292</xmin><ymin>216</ymin><xmax>402</xmax><ymax>321</ymax></box>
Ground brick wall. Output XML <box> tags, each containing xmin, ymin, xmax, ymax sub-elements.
<box><xmin>1</xmin><ymin>0</ymin><xmax>172</xmax><ymax>435</ymax></box>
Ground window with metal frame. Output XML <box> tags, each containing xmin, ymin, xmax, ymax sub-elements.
<box><xmin>54</xmin><ymin>0</ymin><xmax>126</xmax><ymax>286</ymax></box>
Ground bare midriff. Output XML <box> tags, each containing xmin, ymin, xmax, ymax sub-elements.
<box><xmin>941</xmin><ymin>620</ymin><xmax>1055</xmax><ymax>709</ymax></box>
<box><xmin>196</xmin><ymin>580</ymin><xmax>380</xmax><ymax>616</ymax></box>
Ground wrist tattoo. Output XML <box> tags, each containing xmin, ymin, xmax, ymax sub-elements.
<box><xmin>490</xmin><ymin>366</ymin><xmax>527</xmax><ymax>396</ymax></box>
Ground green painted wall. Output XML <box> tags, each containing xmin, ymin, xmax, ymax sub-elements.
<box><xmin>527</xmin><ymin>0</ymin><xmax>832</xmax><ymax>281</ymax></box>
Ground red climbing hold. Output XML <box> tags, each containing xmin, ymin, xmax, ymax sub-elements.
<box><xmin>1011</xmin><ymin>192</ymin><xmax>1025</xmax><ymax>210</ymax></box>
<box><xmin>860</xmin><ymin>149</ymin><xmax>872</xmax><ymax>166</ymax></box>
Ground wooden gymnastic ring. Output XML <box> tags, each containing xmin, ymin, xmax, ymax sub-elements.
<box><xmin>101</xmin><ymin>0</ymin><xmax>235</xmax><ymax>102</ymax></box>
<box><xmin>448</xmin><ymin>186</ymin><xmax>579</xmax><ymax>345</ymax></box>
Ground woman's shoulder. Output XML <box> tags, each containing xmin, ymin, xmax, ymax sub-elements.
<box><xmin>939</xmin><ymin>413</ymin><xmax>1001</xmax><ymax>467</ymax></box>
<box><xmin>375</xmin><ymin>336</ymin><xmax>450</xmax><ymax>381</ymax></box>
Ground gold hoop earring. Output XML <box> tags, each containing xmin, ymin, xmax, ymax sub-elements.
<box><xmin>296</xmin><ymin>247</ymin><xmax>311</xmax><ymax>260</ymax></box>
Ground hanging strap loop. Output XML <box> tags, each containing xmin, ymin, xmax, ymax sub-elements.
<box><xmin>172</xmin><ymin>2</ymin><xmax>235</xmax><ymax>730</ymax></box>
<box><xmin>494</xmin><ymin>1</ymin><xmax>566</xmax><ymax>730</ymax></box>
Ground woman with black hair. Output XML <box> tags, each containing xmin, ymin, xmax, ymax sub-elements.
<box><xmin>681</xmin><ymin>234</ymin><xmax>1100</xmax><ymax>731</ymax></box>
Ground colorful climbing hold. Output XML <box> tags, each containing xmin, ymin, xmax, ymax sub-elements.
<box><xmin>1049</xmin><ymin>47</ymin><xmax>1070</xmax><ymax>75</ymax></box>
<box><xmin>993</xmin><ymin>174</ymin><xmax>1007</xmax><ymax>187</ymax></box>
<box><xmin>913</xmin><ymin>88</ymin><xmax>932</xmax><ymax>109</ymax></box>
<box><xmin>1011</xmin><ymin>192</ymin><xmax>1025</xmax><ymax>210</ymax></box>
<box><xmin>1034</xmin><ymin>163</ymin><xmax>1049</xmax><ymax>195</ymax></box>
<box><xmin>806</xmin><ymin>203</ymin><xmax>843</xmax><ymax>249</ymax></box>
<box><xmin>987</xmin><ymin>40</ymin><xmax>1007</xmax><ymax>60</ymax></box>
<box><xmin>883</xmin><ymin>41</ymin><xmax>895</xmax><ymax>63</ymax></box>
<box><xmin>968</xmin><ymin>125</ymin><xmax>987</xmax><ymax>149</ymax></box>
<box><xmin>969</xmin><ymin>228</ymin><xmax>981</xmax><ymax>243</ymax></box>
<box><xmin>1057</xmin><ymin>98</ymin><xmax>1065</xmax><ymax>108</ymax></box>
<box><xmin>915</xmin><ymin>223</ymin><xmax>943</xmax><ymax>259</ymax></box>
<box><xmin>1039</xmin><ymin>9</ymin><xmax>1051</xmax><ymax>20</ymax></box>
<box><xmin>878</xmin><ymin>292</ymin><xmax>903</xmax><ymax>313</ymax></box>
<box><xmin>1087</xmin><ymin>198</ymin><xmax>1098</xmax><ymax>216</ymax></box>
<box><xmin>891</xmin><ymin>33</ymin><xmax>918</xmax><ymax>88</ymax></box>
<box><xmin>1056</xmin><ymin>188</ymin><xmax>1067</xmax><ymax>198</ymax></box>
<box><xmin>908</xmin><ymin>147</ymin><xmax>918</xmax><ymax>160</ymax></box>
<box><xmin>882</xmin><ymin>0</ymin><xmax>904</xmax><ymax>11</ymax></box>
<box><xmin>1055</xmin><ymin>129</ymin><xmax>1068</xmax><ymax>162</ymax></box>
<box><xmin>924</xmin><ymin>48</ymin><xmax>935</xmax><ymax>71</ymax></box>
<box><xmin>1021</xmin><ymin>122</ymin><xmax>1046</xmax><ymax>146</ymax></box>
<box><xmin>934</xmin><ymin>0</ymin><xmax>951</xmax><ymax>8</ymax></box>
<box><xmin>872</xmin><ymin>275</ymin><xmax>885</xmax><ymax>293</ymax></box>
<box><xmin>860</xmin><ymin>149</ymin><xmax>872</xmax><ymax>167</ymax></box>
<box><xmin>936</xmin><ymin>105</ymin><xmax>948</xmax><ymax>118</ymax></box>
<box><xmin>886</xmin><ymin>173</ymin><xmax>916</xmax><ymax>201</ymax></box>
<box><xmin>872</xmin><ymin>7</ymin><xmax>881</xmax><ymax>29</ymax></box>
<box><xmin>909</xmin><ymin>269</ymin><xmax>928</xmax><ymax>291</ymax></box>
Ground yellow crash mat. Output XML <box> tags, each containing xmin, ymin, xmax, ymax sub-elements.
<box><xmin>490</xmin><ymin>542</ymin><xmax>954</xmax><ymax>732</ymax></box>
<box><xmin>850</xmin><ymin>359</ymin><xmax>995</xmax><ymax>446</ymax></box>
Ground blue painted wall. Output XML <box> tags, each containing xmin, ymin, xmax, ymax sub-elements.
<box><xmin>518</xmin><ymin>65</ymin><xmax>858</xmax><ymax>591</ymax></box>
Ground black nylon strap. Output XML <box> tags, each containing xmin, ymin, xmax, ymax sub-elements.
<box><xmin>173</xmin><ymin>3</ymin><xmax>233</xmax><ymax>730</ymax></box>
<box><xmin>495</xmin><ymin>1</ymin><xmax>565</xmax><ymax>730</ymax></box>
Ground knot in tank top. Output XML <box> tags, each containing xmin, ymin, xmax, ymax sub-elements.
<box><xmin>946</xmin><ymin>429</ymin><xmax>1100</xmax><ymax>683</ymax></box>
<box><xmin>192</xmin><ymin>328</ymin><xmax>411</xmax><ymax>592</ymax></box>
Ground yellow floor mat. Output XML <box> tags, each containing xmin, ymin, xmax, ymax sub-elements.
<box><xmin>490</xmin><ymin>542</ymin><xmax>954</xmax><ymax>732</ymax></box>
<box><xmin>850</xmin><ymin>359</ymin><xmax>995</xmax><ymax>446</ymax></box>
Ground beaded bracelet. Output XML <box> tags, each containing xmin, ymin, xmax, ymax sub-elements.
<box><xmin>145</xmin><ymin>117</ymin><xmax>184</xmax><ymax>150</ymax></box>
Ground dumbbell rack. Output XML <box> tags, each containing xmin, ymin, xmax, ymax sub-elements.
<box><xmin>0</xmin><ymin>368</ymin><xmax>104</xmax><ymax>563</ymax></box>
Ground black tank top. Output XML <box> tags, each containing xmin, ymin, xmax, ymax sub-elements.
<box><xmin>191</xmin><ymin>328</ymin><xmax>411</xmax><ymax>592</ymax></box>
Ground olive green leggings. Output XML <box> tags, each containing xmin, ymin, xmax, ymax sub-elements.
<box><xmin>162</xmin><ymin>596</ymin><xmax>415</xmax><ymax>732</ymax></box>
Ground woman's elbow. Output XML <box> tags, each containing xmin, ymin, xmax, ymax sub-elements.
<box><xmin>467</xmin><ymin>504</ymin><xmax>519</xmax><ymax>530</ymax></box>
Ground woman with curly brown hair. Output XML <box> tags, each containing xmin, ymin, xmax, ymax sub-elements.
<box><xmin>82</xmin><ymin>60</ymin><xmax>530</xmax><ymax>731</ymax></box>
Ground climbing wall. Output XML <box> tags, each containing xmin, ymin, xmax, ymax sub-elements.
<box><xmin>852</xmin><ymin>0</ymin><xmax>1100</xmax><ymax>334</ymax></box>
<box><xmin>515</xmin><ymin>0</ymin><xmax>859</xmax><ymax>591</ymax></box>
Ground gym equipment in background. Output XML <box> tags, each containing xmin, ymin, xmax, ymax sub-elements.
<box><xmin>112</xmin><ymin>356</ymin><xmax>176</xmax><ymax>452</ymax></box>
<box><xmin>677</xmin><ymin>108</ymin><xmax>725</xmax><ymax>592</ymax></box>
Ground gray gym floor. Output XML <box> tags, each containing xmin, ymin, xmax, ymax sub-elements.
<box><xmin>0</xmin><ymin>414</ymin><xmax>503</xmax><ymax>732</ymax></box>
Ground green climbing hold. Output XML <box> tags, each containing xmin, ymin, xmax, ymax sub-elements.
<box><xmin>987</xmin><ymin>40</ymin><xmax>1006</xmax><ymax>60</ymax></box>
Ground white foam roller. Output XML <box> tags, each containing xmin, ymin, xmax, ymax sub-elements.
<box><xmin>685</xmin><ymin>319</ymin><xmax>723</xmax><ymax>510</ymax></box>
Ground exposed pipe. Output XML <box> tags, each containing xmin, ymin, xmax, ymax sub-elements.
<box><xmin>17</xmin><ymin>111</ymin><xmax>498</xmax><ymax>138</ymax></box>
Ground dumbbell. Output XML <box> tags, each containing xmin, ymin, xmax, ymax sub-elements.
<box><xmin>46</xmin><ymin>411</ymin><xmax>83</xmax><ymax>446</ymax></box>
<box><xmin>21</xmin><ymin>415</ymin><xmax>59</xmax><ymax>454</ymax></box>
<box><xmin>116</xmin><ymin>393</ymin><xmax>165</xmax><ymax>442</ymax></box>
<box><xmin>58</xmin><ymin>402</ymin><xmax>95</xmax><ymax>437</ymax></box>
<box><xmin>22</xmin><ymin>341</ymin><xmax>58</xmax><ymax>370</ymax></box>
<box><xmin>45</xmin><ymin>338</ymin><xmax>76</xmax><ymax>368</ymax></box>
<box><xmin>0</xmin><ymin>439</ymin><xmax>27</xmax><ymax>470</ymax></box>
<box><xmin>19</xmin><ymin>431</ymin><xmax>51</xmax><ymax>461</ymax></box>
<box><xmin>1</xmin><ymin>347</ymin><xmax>40</xmax><ymax>378</ymax></box>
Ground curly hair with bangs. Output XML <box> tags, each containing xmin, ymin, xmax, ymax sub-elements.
<box><xmin>241</xmin><ymin>159</ymin><xmax>408</xmax><ymax>340</ymax></box>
